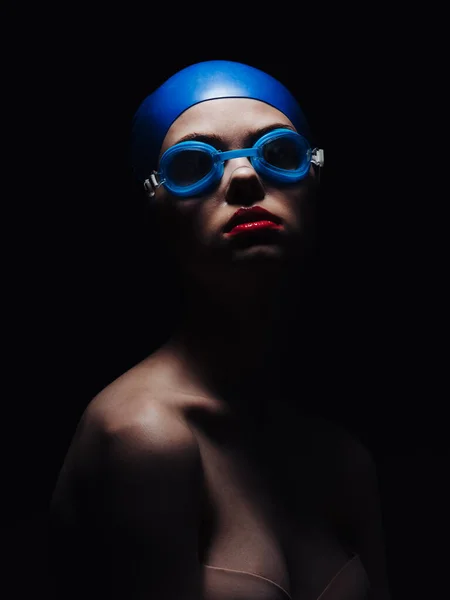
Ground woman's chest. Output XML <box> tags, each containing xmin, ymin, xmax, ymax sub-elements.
<box><xmin>191</xmin><ymin>418</ymin><xmax>370</xmax><ymax>600</ymax></box>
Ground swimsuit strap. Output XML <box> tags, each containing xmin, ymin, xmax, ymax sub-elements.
<box><xmin>316</xmin><ymin>554</ymin><xmax>370</xmax><ymax>600</ymax></box>
<box><xmin>204</xmin><ymin>554</ymin><xmax>369</xmax><ymax>600</ymax></box>
<box><xmin>204</xmin><ymin>564</ymin><xmax>292</xmax><ymax>599</ymax></box>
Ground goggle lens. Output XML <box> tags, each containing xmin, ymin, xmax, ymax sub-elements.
<box><xmin>166</xmin><ymin>149</ymin><xmax>214</xmax><ymax>187</ymax></box>
<box><xmin>262</xmin><ymin>136</ymin><xmax>305</xmax><ymax>171</ymax></box>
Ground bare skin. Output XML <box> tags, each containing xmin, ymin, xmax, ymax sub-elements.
<box><xmin>49</xmin><ymin>99</ymin><xmax>391</xmax><ymax>599</ymax></box>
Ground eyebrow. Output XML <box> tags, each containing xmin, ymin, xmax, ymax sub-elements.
<box><xmin>174</xmin><ymin>123</ymin><xmax>297</xmax><ymax>148</ymax></box>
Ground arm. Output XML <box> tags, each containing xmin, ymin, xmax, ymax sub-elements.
<box><xmin>49</xmin><ymin>400</ymin><xmax>204</xmax><ymax>600</ymax></box>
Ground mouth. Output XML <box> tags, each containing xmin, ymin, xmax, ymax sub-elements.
<box><xmin>224</xmin><ymin>206</ymin><xmax>283</xmax><ymax>235</ymax></box>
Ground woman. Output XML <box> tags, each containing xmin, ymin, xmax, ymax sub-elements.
<box><xmin>49</xmin><ymin>60</ymin><xmax>391</xmax><ymax>599</ymax></box>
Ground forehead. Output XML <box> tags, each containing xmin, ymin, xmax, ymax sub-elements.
<box><xmin>161</xmin><ymin>98</ymin><xmax>295</xmax><ymax>153</ymax></box>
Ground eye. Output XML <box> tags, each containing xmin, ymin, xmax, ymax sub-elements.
<box><xmin>166</xmin><ymin>150</ymin><xmax>213</xmax><ymax>186</ymax></box>
<box><xmin>262</xmin><ymin>137</ymin><xmax>305</xmax><ymax>170</ymax></box>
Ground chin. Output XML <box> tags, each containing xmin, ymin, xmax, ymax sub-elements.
<box><xmin>230</xmin><ymin>243</ymin><xmax>287</xmax><ymax>264</ymax></box>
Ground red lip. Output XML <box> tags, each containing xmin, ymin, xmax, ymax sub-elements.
<box><xmin>224</xmin><ymin>206</ymin><xmax>282</xmax><ymax>234</ymax></box>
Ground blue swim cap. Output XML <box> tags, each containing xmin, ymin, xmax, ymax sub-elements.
<box><xmin>131</xmin><ymin>60</ymin><xmax>311</xmax><ymax>184</ymax></box>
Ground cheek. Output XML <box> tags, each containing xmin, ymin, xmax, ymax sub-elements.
<box><xmin>155</xmin><ymin>191</ymin><xmax>212</xmax><ymax>257</ymax></box>
<box><xmin>274</xmin><ymin>185</ymin><xmax>316</xmax><ymax>231</ymax></box>
<box><xmin>165</xmin><ymin>190</ymin><xmax>224</xmax><ymax>247</ymax></box>
<box><xmin>196</xmin><ymin>196</ymin><xmax>226</xmax><ymax>243</ymax></box>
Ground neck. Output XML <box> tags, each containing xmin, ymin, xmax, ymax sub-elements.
<box><xmin>157</xmin><ymin>259</ymin><xmax>313</xmax><ymax>405</ymax></box>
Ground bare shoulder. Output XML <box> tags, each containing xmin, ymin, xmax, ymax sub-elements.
<box><xmin>300</xmin><ymin>415</ymin><xmax>391</xmax><ymax>598</ymax></box>
<box><xmin>287</xmin><ymin>413</ymin><xmax>377</xmax><ymax>527</ymax></box>
<box><xmin>50</xmin><ymin>363</ymin><xmax>202</xmax><ymax>526</ymax></box>
<box><xmin>299</xmin><ymin>414</ymin><xmax>374</xmax><ymax>470</ymax></box>
<box><xmin>49</xmin><ymin>364</ymin><xmax>204</xmax><ymax>599</ymax></box>
<box><xmin>79</xmin><ymin>353</ymin><xmax>199</xmax><ymax>459</ymax></box>
<box><xmin>87</xmin><ymin>375</ymin><xmax>198</xmax><ymax>454</ymax></box>
<box><xmin>299</xmin><ymin>414</ymin><xmax>378</xmax><ymax>515</ymax></box>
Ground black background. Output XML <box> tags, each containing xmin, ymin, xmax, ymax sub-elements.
<box><xmin>4</xmin><ymin>6</ymin><xmax>447</xmax><ymax>598</ymax></box>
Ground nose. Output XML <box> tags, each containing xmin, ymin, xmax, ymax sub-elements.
<box><xmin>224</xmin><ymin>158</ymin><xmax>265</xmax><ymax>206</ymax></box>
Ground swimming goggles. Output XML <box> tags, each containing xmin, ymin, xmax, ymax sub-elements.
<box><xmin>144</xmin><ymin>128</ymin><xmax>324</xmax><ymax>198</ymax></box>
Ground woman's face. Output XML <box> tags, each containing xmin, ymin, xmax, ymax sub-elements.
<box><xmin>153</xmin><ymin>98</ymin><xmax>318</xmax><ymax>278</ymax></box>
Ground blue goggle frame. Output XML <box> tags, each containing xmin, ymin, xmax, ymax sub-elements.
<box><xmin>144</xmin><ymin>128</ymin><xmax>324</xmax><ymax>198</ymax></box>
